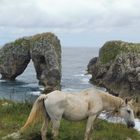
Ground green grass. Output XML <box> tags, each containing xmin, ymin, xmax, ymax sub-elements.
<box><xmin>0</xmin><ymin>99</ymin><xmax>140</xmax><ymax>140</ymax></box>
<box><xmin>99</xmin><ymin>41</ymin><xmax>140</xmax><ymax>64</ymax></box>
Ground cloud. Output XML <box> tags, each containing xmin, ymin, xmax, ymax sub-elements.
<box><xmin>0</xmin><ymin>0</ymin><xmax>140</xmax><ymax>46</ymax></box>
<box><xmin>1</xmin><ymin>0</ymin><xmax>140</xmax><ymax>29</ymax></box>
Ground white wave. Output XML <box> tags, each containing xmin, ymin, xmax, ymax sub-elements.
<box><xmin>74</xmin><ymin>73</ymin><xmax>92</xmax><ymax>78</ymax></box>
<box><xmin>135</xmin><ymin>118</ymin><xmax>140</xmax><ymax>131</ymax></box>
<box><xmin>39</xmin><ymin>86</ymin><xmax>44</xmax><ymax>91</ymax></box>
<box><xmin>99</xmin><ymin>113</ymin><xmax>125</xmax><ymax>124</ymax></box>
<box><xmin>81</xmin><ymin>77</ymin><xmax>90</xmax><ymax>84</ymax></box>
<box><xmin>74</xmin><ymin>74</ymin><xmax>85</xmax><ymax>77</ymax></box>
<box><xmin>29</xmin><ymin>91</ymin><xmax>41</xmax><ymax>96</ymax></box>
<box><xmin>0</xmin><ymin>80</ymin><xmax>7</xmax><ymax>82</ymax></box>
<box><xmin>99</xmin><ymin>113</ymin><xmax>140</xmax><ymax>132</ymax></box>
<box><xmin>62</xmin><ymin>88</ymin><xmax>75</xmax><ymax>92</ymax></box>
<box><xmin>73</xmin><ymin>73</ymin><xmax>92</xmax><ymax>84</ymax></box>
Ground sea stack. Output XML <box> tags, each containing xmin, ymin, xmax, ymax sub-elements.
<box><xmin>87</xmin><ymin>41</ymin><xmax>140</xmax><ymax>100</ymax></box>
<box><xmin>0</xmin><ymin>32</ymin><xmax>61</xmax><ymax>93</ymax></box>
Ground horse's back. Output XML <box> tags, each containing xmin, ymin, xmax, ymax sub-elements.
<box><xmin>43</xmin><ymin>89</ymin><xmax>103</xmax><ymax>121</ymax></box>
<box><xmin>44</xmin><ymin>90</ymin><xmax>67</xmax><ymax>120</ymax></box>
<box><xmin>44</xmin><ymin>90</ymin><xmax>66</xmax><ymax>106</ymax></box>
<box><xmin>45</xmin><ymin>90</ymin><xmax>65</xmax><ymax>101</ymax></box>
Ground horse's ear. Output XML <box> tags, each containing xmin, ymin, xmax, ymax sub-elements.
<box><xmin>125</xmin><ymin>98</ymin><xmax>128</xmax><ymax>105</ymax></box>
<box><xmin>135</xmin><ymin>97</ymin><xmax>139</xmax><ymax>103</ymax></box>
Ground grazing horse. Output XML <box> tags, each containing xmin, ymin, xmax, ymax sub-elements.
<box><xmin>20</xmin><ymin>88</ymin><xmax>135</xmax><ymax>140</ymax></box>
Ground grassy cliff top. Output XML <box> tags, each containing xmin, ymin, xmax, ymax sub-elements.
<box><xmin>99</xmin><ymin>41</ymin><xmax>140</xmax><ymax>64</ymax></box>
<box><xmin>30</xmin><ymin>32</ymin><xmax>60</xmax><ymax>47</ymax></box>
<box><xmin>30</xmin><ymin>32</ymin><xmax>56</xmax><ymax>41</ymax></box>
<box><xmin>0</xmin><ymin>99</ymin><xmax>140</xmax><ymax>140</ymax></box>
<box><xmin>1</xmin><ymin>32</ymin><xmax>60</xmax><ymax>49</ymax></box>
<box><xmin>0</xmin><ymin>32</ymin><xmax>61</xmax><ymax>59</ymax></box>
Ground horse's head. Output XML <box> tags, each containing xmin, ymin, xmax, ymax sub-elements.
<box><xmin>119</xmin><ymin>98</ymin><xmax>135</xmax><ymax>128</ymax></box>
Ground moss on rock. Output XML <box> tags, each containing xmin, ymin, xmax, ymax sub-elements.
<box><xmin>99</xmin><ymin>41</ymin><xmax>140</xmax><ymax>64</ymax></box>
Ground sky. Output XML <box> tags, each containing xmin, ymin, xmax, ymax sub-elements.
<box><xmin>0</xmin><ymin>0</ymin><xmax>140</xmax><ymax>47</ymax></box>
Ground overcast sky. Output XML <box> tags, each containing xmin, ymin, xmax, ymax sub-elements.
<box><xmin>0</xmin><ymin>0</ymin><xmax>140</xmax><ymax>47</ymax></box>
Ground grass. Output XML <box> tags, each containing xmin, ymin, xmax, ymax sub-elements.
<box><xmin>99</xmin><ymin>41</ymin><xmax>140</xmax><ymax>64</ymax></box>
<box><xmin>0</xmin><ymin>99</ymin><xmax>140</xmax><ymax>140</ymax></box>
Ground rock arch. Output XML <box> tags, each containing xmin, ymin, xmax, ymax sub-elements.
<box><xmin>0</xmin><ymin>33</ymin><xmax>61</xmax><ymax>93</ymax></box>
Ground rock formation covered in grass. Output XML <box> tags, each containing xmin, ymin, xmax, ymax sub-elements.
<box><xmin>87</xmin><ymin>41</ymin><xmax>140</xmax><ymax>99</ymax></box>
<box><xmin>0</xmin><ymin>33</ymin><xmax>61</xmax><ymax>92</ymax></box>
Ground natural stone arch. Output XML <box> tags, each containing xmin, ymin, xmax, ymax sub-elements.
<box><xmin>0</xmin><ymin>33</ymin><xmax>61</xmax><ymax>93</ymax></box>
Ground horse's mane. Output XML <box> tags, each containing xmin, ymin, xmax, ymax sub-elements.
<box><xmin>99</xmin><ymin>91</ymin><xmax>124</xmax><ymax>108</ymax></box>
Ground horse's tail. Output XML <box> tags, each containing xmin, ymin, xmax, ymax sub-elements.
<box><xmin>20</xmin><ymin>94</ymin><xmax>48</xmax><ymax>133</ymax></box>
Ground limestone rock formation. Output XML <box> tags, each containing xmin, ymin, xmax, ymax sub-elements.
<box><xmin>87</xmin><ymin>41</ymin><xmax>140</xmax><ymax>100</ymax></box>
<box><xmin>30</xmin><ymin>33</ymin><xmax>61</xmax><ymax>92</ymax></box>
<box><xmin>0</xmin><ymin>38</ymin><xmax>30</xmax><ymax>80</ymax></box>
<box><xmin>0</xmin><ymin>33</ymin><xmax>61</xmax><ymax>92</ymax></box>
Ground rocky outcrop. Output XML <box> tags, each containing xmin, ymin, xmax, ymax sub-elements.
<box><xmin>30</xmin><ymin>33</ymin><xmax>61</xmax><ymax>92</ymax></box>
<box><xmin>0</xmin><ymin>33</ymin><xmax>61</xmax><ymax>92</ymax></box>
<box><xmin>0</xmin><ymin>38</ymin><xmax>30</xmax><ymax>80</ymax></box>
<box><xmin>87</xmin><ymin>41</ymin><xmax>140</xmax><ymax>100</ymax></box>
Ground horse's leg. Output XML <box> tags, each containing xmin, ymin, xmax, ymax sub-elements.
<box><xmin>84</xmin><ymin>115</ymin><xmax>97</xmax><ymax>140</ymax></box>
<box><xmin>41</xmin><ymin>117</ymin><xmax>49</xmax><ymax>140</ymax></box>
<box><xmin>88</xmin><ymin>125</ymin><xmax>94</xmax><ymax>140</ymax></box>
<box><xmin>52</xmin><ymin>120</ymin><xmax>61</xmax><ymax>140</ymax></box>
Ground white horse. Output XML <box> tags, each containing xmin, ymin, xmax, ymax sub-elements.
<box><xmin>20</xmin><ymin>88</ymin><xmax>135</xmax><ymax>140</ymax></box>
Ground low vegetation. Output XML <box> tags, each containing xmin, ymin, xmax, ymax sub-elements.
<box><xmin>99</xmin><ymin>41</ymin><xmax>140</xmax><ymax>64</ymax></box>
<box><xmin>0</xmin><ymin>99</ymin><xmax>140</xmax><ymax>140</ymax></box>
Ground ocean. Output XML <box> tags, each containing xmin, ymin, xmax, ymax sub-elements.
<box><xmin>0</xmin><ymin>47</ymin><xmax>99</xmax><ymax>102</ymax></box>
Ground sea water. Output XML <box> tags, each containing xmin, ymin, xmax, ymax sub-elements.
<box><xmin>0</xmin><ymin>47</ymin><xmax>99</xmax><ymax>101</ymax></box>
